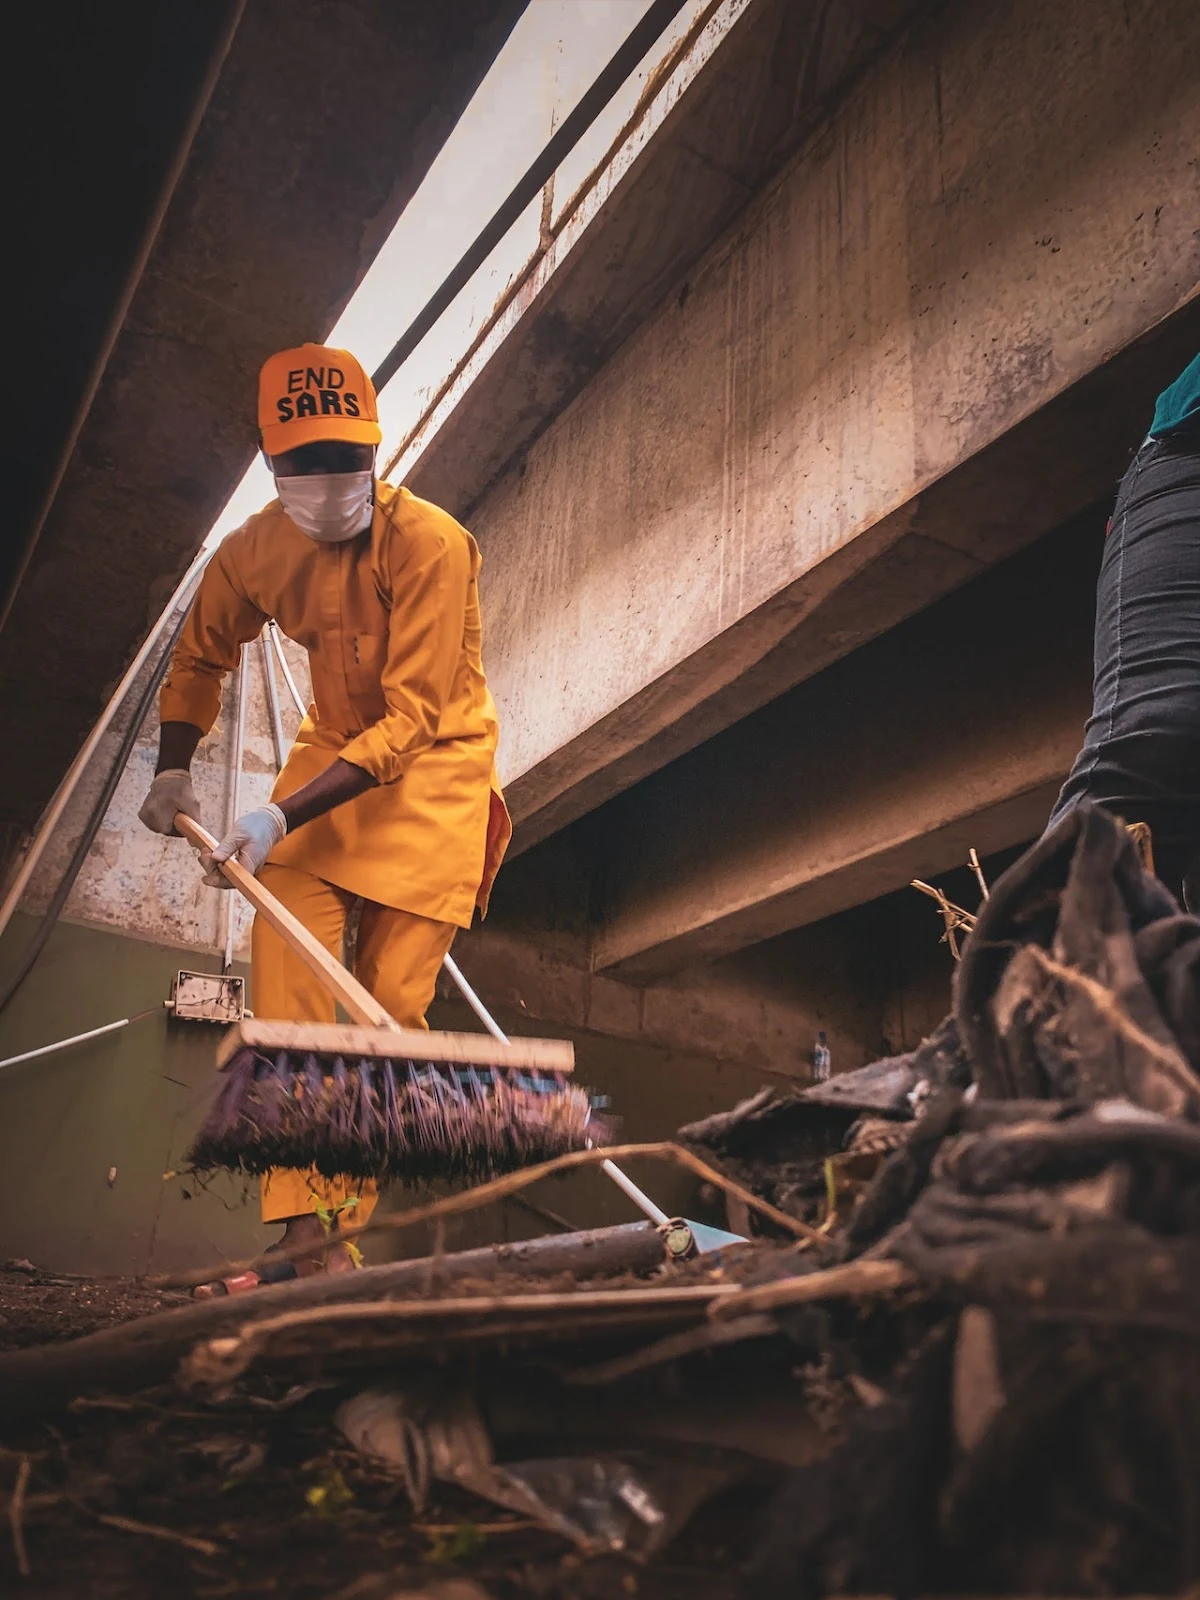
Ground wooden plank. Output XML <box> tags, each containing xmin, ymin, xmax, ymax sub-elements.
<box><xmin>216</xmin><ymin>1018</ymin><xmax>575</xmax><ymax>1074</ymax></box>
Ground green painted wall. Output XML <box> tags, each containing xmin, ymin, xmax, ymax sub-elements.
<box><xmin>0</xmin><ymin>914</ymin><xmax>771</xmax><ymax>1277</ymax></box>
<box><xmin>0</xmin><ymin>912</ymin><xmax>266</xmax><ymax>1275</ymax></box>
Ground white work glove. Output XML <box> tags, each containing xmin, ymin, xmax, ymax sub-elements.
<box><xmin>139</xmin><ymin>769</ymin><xmax>202</xmax><ymax>836</ymax></box>
<box><xmin>200</xmin><ymin>804</ymin><xmax>288</xmax><ymax>888</ymax></box>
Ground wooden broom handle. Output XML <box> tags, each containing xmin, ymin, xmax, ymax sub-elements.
<box><xmin>174</xmin><ymin>813</ymin><xmax>397</xmax><ymax>1030</ymax></box>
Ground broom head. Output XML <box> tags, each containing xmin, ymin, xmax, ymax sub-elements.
<box><xmin>187</xmin><ymin>1021</ymin><xmax>604</xmax><ymax>1184</ymax></box>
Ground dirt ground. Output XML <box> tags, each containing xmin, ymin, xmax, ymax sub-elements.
<box><xmin>0</xmin><ymin>1261</ymin><xmax>189</xmax><ymax>1349</ymax></box>
<box><xmin>0</xmin><ymin>1266</ymin><xmax>761</xmax><ymax>1599</ymax></box>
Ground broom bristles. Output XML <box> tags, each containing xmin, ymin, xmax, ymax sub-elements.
<box><xmin>187</xmin><ymin>1046</ymin><xmax>605</xmax><ymax>1183</ymax></box>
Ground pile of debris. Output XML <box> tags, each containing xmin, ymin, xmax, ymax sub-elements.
<box><xmin>684</xmin><ymin>803</ymin><xmax>1200</xmax><ymax>1596</ymax></box>
<box><xmin>0</xmin><ymin>804</ymin><xmax>1196</xmax><ymax>1597</ymax></box>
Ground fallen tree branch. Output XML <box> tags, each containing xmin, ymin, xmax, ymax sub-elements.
<box><xmin>155</xmin><ymin>1140</ymin><xmax>826</xmax><ymax>1292</ymax></box>
<box><xmin>184</xmin><ymin>1285</ymin><xmax>739</xmax><ymax>1387</ymax></box>
<box><xmin>0</xmin><ymin>1223</ymin><xmax>666</xmax><ymax>1424</ymax></box>
<box><xmin>708</xmin><ymin>1258</ymin><xmax>916</xmax><ymax>1322</ymax></box>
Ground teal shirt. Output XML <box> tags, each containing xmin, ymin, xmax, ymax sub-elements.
<box><xmin>1149</xmin><ymin>351</ymin><xmax>1200</xmax><ymax>437</ymax></box>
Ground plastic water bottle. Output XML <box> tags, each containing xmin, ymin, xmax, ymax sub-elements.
<box><xmin>812</xmin><ymin>1030</ymin><xmax>831</xmax><ymax>1083</ymax></box>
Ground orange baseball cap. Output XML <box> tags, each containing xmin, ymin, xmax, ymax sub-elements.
<box><xmin>258</xmin><ymin>342</ymin><xmax>382</xmax><ymax>455</ymax></box>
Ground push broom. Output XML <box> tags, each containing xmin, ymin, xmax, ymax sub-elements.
<box><xmin>176</xmin><ymin>816</ymin><xmax>743</xmax><ymax>1253</ymax></box>
<box><xmin>176</xmin><ymin>815</ymin><xmax>597</xmax><ymax>1184</ymax></box>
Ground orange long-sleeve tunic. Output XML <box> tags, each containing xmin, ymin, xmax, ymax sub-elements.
<box><xmin>160</xmin><ymin>481</ymin><xmax>511</xmax><ymax>926</ymax></box>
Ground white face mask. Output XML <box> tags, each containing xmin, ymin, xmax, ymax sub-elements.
<box><xmin>275</xmin><ymin>471</ymin><xmax>374</xmax><ymax>542</ymax></box>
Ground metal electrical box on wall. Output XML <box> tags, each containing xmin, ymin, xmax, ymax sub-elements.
<box><xmin>168</xmin><ymin>970</ymin><xmax>245</xmax><ymax>1023</ymax></box>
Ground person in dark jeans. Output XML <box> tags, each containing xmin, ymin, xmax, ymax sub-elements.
<box><xmin>1048</xmin><ymin>352</ymin><xmax>1200</xmax><ymax>908</ymax></box>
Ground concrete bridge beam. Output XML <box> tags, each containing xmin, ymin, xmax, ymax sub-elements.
<box><xmin>458</xmin><ymin>0</ymin><xmax>1198</xmax><ymax>853</ymax></box>
<box><xmin>591</xmin><ymin>515</ymin><xmax>1099</xmax><ymax>977</ymax></box>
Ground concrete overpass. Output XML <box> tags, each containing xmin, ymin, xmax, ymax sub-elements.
<box><xmin>406</xmin><ymin>0</ymin><xmax>1198</xmax><ymax>1003</ymax></box>
<box><xmin>416</xmin><ymin>0</ymin><xmax>1197</xmax><ymax>861</ymax></box>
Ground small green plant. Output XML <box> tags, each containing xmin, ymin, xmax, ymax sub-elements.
<box><xmin>425</xmin><ymin>1522</ymin><xmax>487</xmax><ymax>1564</ymax></box>
<box><xmin>314</xmin><ymin>1194</ymin><xmax>359</xmax><ymax>1229</ymax></box>
<box><xmin>305</xmin><ymin>1466</ymin><xmax>355</xmax><ymax>1518</ymax></box>
<box><xmin>314</xmin><ymin>1195</ymin><xmax>364</xmax><ymax>1266</ymax></box>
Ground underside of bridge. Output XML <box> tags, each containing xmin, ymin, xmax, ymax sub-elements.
<box><xmin>441</xmin><ymin>0</ymin><xmax>1198</xmax><ymax>1065</ymax></box>
<box><xmin>0</xmin><ymin>0</ymin><xmax>527</xmax><ymax>868</ymax></box>
<box><xmin>1</xmin><ymin>0</ymin><xmax>1196</xmax><ymax>1274</ymax></box>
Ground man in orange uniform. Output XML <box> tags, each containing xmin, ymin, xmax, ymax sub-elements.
<box><xmin>139</xmin><ymin>343</ymin><xmax>511</xmax><ymax>1286</ymax></box>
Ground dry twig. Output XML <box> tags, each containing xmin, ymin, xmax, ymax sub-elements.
<box><xmin>1021</xmin><ymin>945</ymin><xmax>1200</xmax><ymax>1094</ymax></box>
<box><xmin>95</xmin><ymin>1512</ymin><xmax>221</xmax><ymax>1557</ymax></box>
<box><xmin>566</xmin><ymin>1312</ymin><xmax>779</xmax><ymax>1385</ymax></box>
<box><xmin>0</xmin><ymin>1493</ymin><xmax>59</xmax><ymax>1517</ymax></box>
<box><xmin>911</xmin><ymin>879</ymin><xmax>977</xmax><ymax>959</ymax></box>
<box><xmin>413</xmin><ymin>1520</ymin><xmax>539</xmax><ymax>1535</ymax></box>
<box><xmin>968</xmin><ymin>847</ymin><xmax>990</xmax><ymax>901</ymax></box>
<box><xmin>708</xmin><ymin>1258</ymin><xmax>915</xmax><ymax>1322</ymax></box>
<box><xmin>9</xmin><ymin>1455</ymin><xmax>30</xmax><ymax>1578</ymax></box>
<box><xmin>1124</xmin><ymin>819</ymin><xmax>1155</xmax><ymax>875</ymax></box>
<box><xmin>507</xmin><ymin>1192</ymin><xmax>577</xmax><ymax>1234</ymax></box>
<box><xmin>184</xmin><ymin>1284</ymin><xmax>739</xmax><ymax>1386</ymax></box>
<box><xmin>154</xmin><ymin>1140</ymin><xmax>828</xmax><ymax>1291</ymax></box>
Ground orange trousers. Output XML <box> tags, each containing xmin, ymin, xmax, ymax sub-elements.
<box><xmin>251</xmin><ymin>861</ymin><xmax>458</xmax><ymax>1225</ymax></box>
